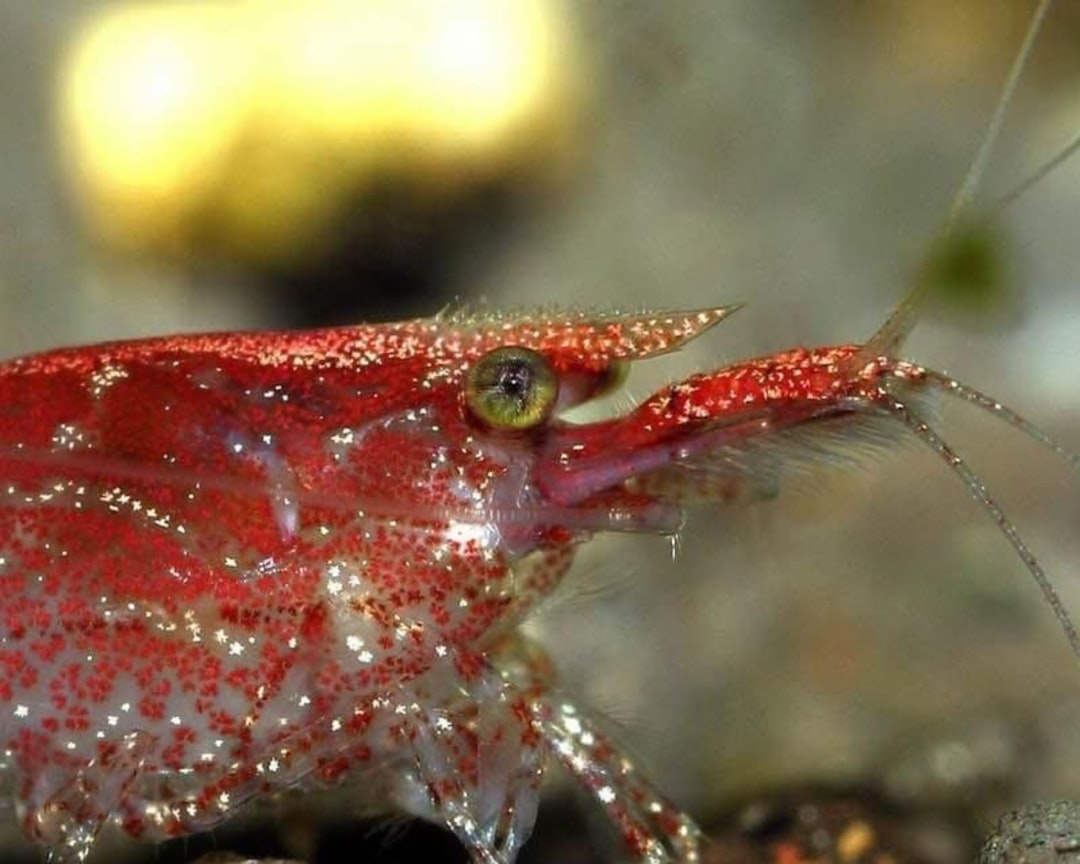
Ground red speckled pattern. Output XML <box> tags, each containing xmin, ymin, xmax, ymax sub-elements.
<box><xmin>0</xmin><ymin>307</ymin><xmax>921</xmax><ymax>863</ymax></box>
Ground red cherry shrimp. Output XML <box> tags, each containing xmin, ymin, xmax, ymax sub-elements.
<box><xmin>1</xmin><ymin>2</ymin><xmax>1080</xmax><ymax>864</ymax></box>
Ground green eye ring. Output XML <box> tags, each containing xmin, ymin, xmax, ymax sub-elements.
<box><xmin>465</xmin><ymin>346</ymin><xmax>558</xmax><ymax>431</ymax></box>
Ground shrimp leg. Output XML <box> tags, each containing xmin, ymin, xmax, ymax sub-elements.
<box><xmin>491</xmin><ymin>633</ymin><xmax>704</xmax><ymax>863</ymax></box>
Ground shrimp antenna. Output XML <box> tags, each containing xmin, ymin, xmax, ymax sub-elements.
<box><xmin>827</xmin><ymin>0</ymin><xmax>1080</xmax><ymax>662</ymax></box>
<box><xmin>863</xmin><ymin>0</ymin><xmax>1055</xmax><ymax>359</ymax></box>
<box><xmin>917</xmin><ymin>369</ymin><xmax>1080</xmax><ymax>470</ymax></box>
<box><xmin>876</xmin><ymin>387</ymin><xmax>1080</xmax><ymax>661</ymax></box>
<box><xmin>989</xmin><ymin>125</ymin><xmax>1080</xmax><ymax>216</ymax></box>
<box><xmin>948</xmin><ymin>0</ymin><xmax>1054</xmax><ymax>225</ymax></box>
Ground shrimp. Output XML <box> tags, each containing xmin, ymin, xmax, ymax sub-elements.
<box><xmin>1</xmin><ymin>2</ymin><xmax>1078</xmax><ymax>864</ymax></box>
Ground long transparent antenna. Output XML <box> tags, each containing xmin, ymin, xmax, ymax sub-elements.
<box><xmin>879</xmin><ymin>392</ymin><xmax>1080</xmax><ymax>661</ymax></box>
<box><xmin>863</xmin><ymin>0</ymin><xmax>1056</xmax><ymax>359</ymax></box>
<box><xmin>990</xmin><ymin>126</ymin><xmax>1080</xmax><ymax>216</ymax></box>
<box><xmin>948</xmin><ymin>0</ymin><xmax>1055</xmax><ymax>224</ymax></box>
<box><xmin>911</xmin><ymin>368</ymin><xmax>1080</xmax><ymax>470</ymax></box>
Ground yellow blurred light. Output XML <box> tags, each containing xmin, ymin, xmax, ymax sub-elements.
<box><xmin>420</xmin><ymin>1</ymin><xmax>555</xmax><ymax>148</ymax></box>
<box><xmin>61</xmin><ymin>3</ymin><xmax>253</xmax><ymax>250</ymax></box>
<box><xmin>57</xmin><ymin>0</ymin><xmax>586</xmax><ymax>266</ymax></box>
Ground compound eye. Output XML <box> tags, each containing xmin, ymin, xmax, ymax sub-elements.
<box><xmin>465</xmin><ymin>346</ymin><xmax>558</xmax><ymax>431</ymax></box>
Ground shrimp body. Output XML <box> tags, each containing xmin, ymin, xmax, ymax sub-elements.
<box><xmin>0</xmin><ymin>297</ymin><xmax>1072</xmax><ymax>864</ymax></box>
<box><xmin>0</xmin><ymin>308</ymin><xmax>747</xmax><ymax>862</ymax></box>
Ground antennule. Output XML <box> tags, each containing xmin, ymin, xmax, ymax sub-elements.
<box><xmin>859</xmin><ymin>0</ymin><xmax>1056</xmax><ymax>360</ymax></box>
<box><xmin>917</xmin><ymin>368</ymin><xmax>1080</xmax><ymax>470</ymax></box>
<box><xmin>991</xmin><ymin>125</ymin><xmax>1080</xmax><ymax>216</ymax></box>
<box><xmin>878</xmin><ymin>393</ymin><xmax>1080</xmax><ymax>663</ymax></box>
<box><xmin>948</xmin><ymin>0</ymin><xmax>1055</xmax><ymax>225</ymax></box>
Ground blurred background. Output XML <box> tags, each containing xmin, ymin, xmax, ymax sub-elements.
<box><xmin>3</xmin><ymin>0</ymin><xmax>1080</xmax><ymax>861</ymax></box>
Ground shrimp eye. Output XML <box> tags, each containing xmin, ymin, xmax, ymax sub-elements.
<box><xmin>465</xmin><ymin>346</ymin><xmax>558</xmax><ymax>430</ymax></box>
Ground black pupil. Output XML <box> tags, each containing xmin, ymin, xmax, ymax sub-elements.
<box><xmin>497</xmin><ymin>359</ymin><xmax>532</xmax><ymax>403</ymax></box>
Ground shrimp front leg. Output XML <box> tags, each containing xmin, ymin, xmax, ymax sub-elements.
<box><xmin>383</xmin><ymin>652</ymin><xmax>544</xmax><ymax>864</ymax></box>
<box><xmin>389</xmin><ymin>634</ymin><xmax>702</xmax><ymax>863</ymax></box>
<box><xmin>530</xmin><ymin>695</ymin><xmax>703</xmax><ymax>863</ymax></box>
<box><xmin>490</xmin><ymin>634</ymin><xmax>704</xmax><ymax>864</ymax></box>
